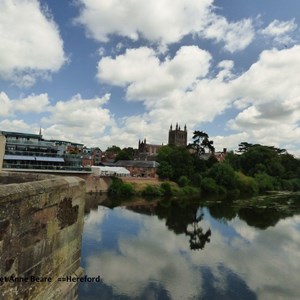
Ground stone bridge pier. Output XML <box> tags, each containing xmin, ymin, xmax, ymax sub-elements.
<box><xmin>0</xmin><ymin>172</ymin><xmax>86</xmax><ymax>300</ymax></box>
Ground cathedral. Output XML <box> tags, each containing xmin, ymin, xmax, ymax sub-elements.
<box><xmin>168</xmin><ymin>123</ymin><xmax>187</xmax><ymax>147</ymax></box>
<box><xmin>136</xmin><ymin>123</ymin><xmax>188</xmax><ymax>160</ymax></box>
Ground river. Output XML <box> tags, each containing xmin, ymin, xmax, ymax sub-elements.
<box><xmin>78</xmin><ymin>193</ymin><xmax>300</xmax><ymax>300</ymax></box>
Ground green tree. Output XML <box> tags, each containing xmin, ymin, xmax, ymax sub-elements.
<box><xmin>178</xmin><ymin>176</ymin><xmax>190</xmax><ymax>187</ymax></box>
<box><xmin>114</xmin><ymin>147</ymin><xmax>135</xmax><ymax>162</ymax></box>
<box><xmin>157</xmin><ymin>145</ymin><xmax>194</xmax><ymax>182</ymax></box>
<box><xmin>240</xmin><ymin>145</ymin><xmax>284</xmax><ymax>176</ymax></box>
<box><xmin>106</xmin><ymin>145</ymin><xmax>121</xmax><ymax>154</ymax></box>
<box><xmin>157</xmin><ymin>161</ymin><xmax>173</xmax><ymax>179</ymax></box>
<box><xmin>224</xmin><ymin>151</ymin><xmax>241</xmax><ymax>171</ymax></box>
<box><xmin>207</xmin><ymin>163</ymin><xmax>237</xmax><ymax>189</ymax></box>
<box><xmin>190</xmin><ymin>130</ymin><xmax>215</xmax><ymax>156</ymax></box>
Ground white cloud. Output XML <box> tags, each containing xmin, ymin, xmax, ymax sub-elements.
<box><xmin>98</xmin><ymin>46</ymin><xmax>212</xmax><ymax>100</ymax></box>
<box><xmin>13</xmin><ymin>94</ymin><xmax>50</xmax><ymax>114</ymax></box>
<box><xmin>0</xmin><ymin>119</ymin><xmax>34</xmax><ymax>133</ymax></box>
<box><xmin>261</xmin><ymin>19</ymin><xmax>297</xmax><ymax>37</ymax></box>
<box><xmin>226</xmin><ymin>45</ymin><xmax>300</xmax><ymax>148</ymax></box>
<box><xmin>0</xmin><ymin>0</ymin><xmax>66</xmax><ymax>87</ymax></box>
<box><xmin>0</xmin><ymin>92</ymin><xmax>115</xmax><ymax>148</ymax></box>
<box><xmin>0</xmin><ymin>92</ymin><xmax>50</xmax><ymax>116</ymax></box>
<box><xmin>75</xmin><ymin>0</ymin><xmax>254</xmax><ymax>52</ymax></box>
<box><xmin>203</xmin><ymin>16</ymin><xmax>255</xmax><ymax>52</ymax></box>
<box><xmin>75</xmin><ymin>0</ymin><xmax>213</xmax><ymax>43</ymax></box>
<box><xmin>41</xmin><ymin>93</ymin><xmax>113</xmax><ymax>146</ymax></box>
<box><xmin>260</xmin><ymin>19</ymin><xmax>298</xmax><ymax>46</ymax></box>
<box><xmin>96</xmin><ymin>46</ymin><xmax>236</xmax><ymax>148</ymax></box>
<box><xmin>0</xmin><ymin>92</ymin><xmax>11</xmax><ymax>117</ymax></box>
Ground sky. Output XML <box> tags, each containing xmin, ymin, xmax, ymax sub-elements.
<box><xmin>1</xmin><ymin>0</ymin><xmax>300</xmax><ymax>154</ymax></box>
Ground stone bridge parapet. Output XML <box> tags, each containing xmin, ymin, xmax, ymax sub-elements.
<box><xmin>0</xmin><ymin>172</ymin><xmax>86</xmax><ymax>300</ymax></box>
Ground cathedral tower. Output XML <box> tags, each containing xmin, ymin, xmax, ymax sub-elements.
<box><xmin>168</xmin><ymin>123</ymin><xmax>187</xmax><ymax>147</ymax></box>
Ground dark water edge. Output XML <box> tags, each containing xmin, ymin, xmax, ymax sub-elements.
<box><xmin>79</xmin><ymin>192</ymin><xmax>300</xmax><ymax>300</ymax></box>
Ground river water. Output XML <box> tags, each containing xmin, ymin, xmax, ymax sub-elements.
<box><xmin>78</xmin><ymin>194</ymin><xmax>300</xmax><ymax>300</ymax></box>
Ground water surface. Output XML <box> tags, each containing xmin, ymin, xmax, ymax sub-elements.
<box><xmin>79</xmin><ymin>195</ymin><xmax>300</xmax><ymax>300</ymax></box>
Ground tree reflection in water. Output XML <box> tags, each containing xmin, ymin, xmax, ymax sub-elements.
<box><xmin>185</xmin><ymin>216</ymin><xmax>211</xmax><ymax>250</ymax></box>
<box><xmin>156</xmin><ymin>199</ymin><xmax>212</xmax><ymax>251</ymax></box>
<box><xmin>126</xmin><ymin>198</ymin><xmax>212</xmax><ymax>250</ymax></box>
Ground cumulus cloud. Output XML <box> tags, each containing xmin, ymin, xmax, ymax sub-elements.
<box><xmin>98</xmin><ymin>46</ymin><xmax>212</xmax><ymax>100</ymax></box>
<box><xmin>96</xmin><ymin>46</ymin><xmax>235</xmax><ymax>147</ymax></box>
<box><xmin>75</xmin><ymin>0</ymin><xmax>254</xmax><ymax>52</ymax></box>
<box><xmin>0</xmin><ymin>0</ymin><xmax>66</xmax><ymax>87</ymax></box>
<box><xmin>0</xmin><ymin>92</ymin><xmax>114</xmax><ymax>148</ymax></box>
<box><xmin>41</xmin><ymin>93</ymin><xmax>113</xmax><ymax>145</ymax></box>
<box><xmin>260</xmin><ymin>19</ymin><xmax>298</xmax><ymax>45</ymax></box>
<box><xmin>227</xmin><ymin>45</ymin><xmax>300</xmax><ymax>148</ymax></box>
<box><xmin>203</xmin><ymin>16</ymin><xmax>255</xmax><ymax>52</ymax></box>
<box><xmin>0</xmin><ymin>119</ymin><xmax>33</xmax><ymax>133</ymax></box>
<box><xmin>0</xmin><ymin>92</ymin><xmax>50</xmax><ymax>116</ymax></box>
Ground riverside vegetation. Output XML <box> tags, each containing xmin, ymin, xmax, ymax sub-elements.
<box><xmin>108</xmin><ymin>133</ymin><xmax>300</xmax><ymax>201</ymax></box>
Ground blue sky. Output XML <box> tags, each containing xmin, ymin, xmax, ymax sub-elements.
<box><xmin>1</xmin><ymin>0</ymin><xmax>300</xmax><ymax>154</ymax></box>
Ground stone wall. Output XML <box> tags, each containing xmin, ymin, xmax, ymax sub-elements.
<box><xmin>0</xmin><ymin>135</ymin><xmax>5</xmax><ymax>172</ymax></box>
<box><xmin>0</xmin><ymin>172</ymin><xmax>86</xmax><ymax>300</ymax></box>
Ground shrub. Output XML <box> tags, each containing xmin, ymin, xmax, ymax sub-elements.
<box><xmin>254</xmin><ymin>173</ymin><xmax>275</xmax><ymax>192</ymax></box>
<box><xmin>226</xmin><ymin>188</ymin><xmax>240</xmax><ymax>199</ymax></box>
<box><xmin>108</xmin><ymin>177</ymin><xmax>135</xmax><ymax>196</ymax></box>
<box><xmin>281</xmin><ymin>178</ymin><xmax>300</xmax><ymax>191</ymax></box>
<box><xmin>280</xmin><ymin>179</ymin><xmax>294</xmax><ymax>191</ymax></box>
<box><xmin>179</xmin><ymin>186</ymin><xmax>200</xmax><ymax>196</ymax></box>
<box><xmin>190</xmin><ymin>173</ymin><xmax>202</xmax><ymax>188</ymax></box>
<box><xmin>291</xmin><ymin>178</ymin><xmax>300</xmax><ymax>191</ymax></box>
<box><xmin>108</xmin><ymin>177</ymin><xmax>123</xmax><ymax>195</ymax></box>
<box><xmin>160</xmin><ymin>182</ymin><xmax>173</xmax><ymax>196</ymax></box>
<box><xmin>120</xmin><ymin>183</ymin><xmax>135</xmax><ymax>196</ymax></box>
<box><xmin>142</xmin><ymin>185</ymin><xmax>163</xmax><ymax>197</ymax></box>
<box><xmin>201</xmin><ymin>177</ymin><xmax>219</xmax><ymax>195</ymax></box>
<box><xmin>235</xmin><ymin>171</ymin><xmax>259</xmax><ymax>195</ymax></box>
<box><xmin>177</xmin><ymin>175</ymin><xmax>190</xmax><ymax>187</ymax></box>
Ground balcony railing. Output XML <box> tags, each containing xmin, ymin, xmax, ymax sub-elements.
<box><xmin>5</xmin><ymin>150</ymin><xmax>61</xmax><ymax>157</ymax></box>
<box><xmin>3</xmin><ymin>163</ymin><xmax>91</xmax><ymax>172</ymax></box>
<box><xmin>6</xmin><ymin>139</ymin><xmax>55</xmax><ymax>147</ymax></box>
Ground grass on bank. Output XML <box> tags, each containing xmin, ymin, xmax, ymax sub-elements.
<box><xmin>108</xmin><ymin>177</ymin><xmax>201</xmax><ymax>199</ymax></box>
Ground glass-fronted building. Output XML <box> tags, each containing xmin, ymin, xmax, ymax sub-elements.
<box><xmin>1</xmin><ymin>131</ymin><xmax>86</xmax><ymax>171</ymax></box>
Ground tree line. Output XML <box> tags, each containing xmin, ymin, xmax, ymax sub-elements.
<box><xmin>156</xmin><ymin>131</ymin><xmax>300</xmax><ymax>198</ymax></box>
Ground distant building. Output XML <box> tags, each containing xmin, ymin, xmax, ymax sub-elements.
<box><xmin>114</xmin><ymin>160</ymin><xmax>160</xmax><ymax>177</ymax></box>
<box><xmin>81</xmin><ymin>147</ymin><xmax>102</xmax><ymax>167</ymax></box>
<box><xmin>1</xmin><ymin>131</ymin><xmax>65</xmax><ymax>170</ymax></box>
<box><xmin>136</xmin><ymin>138</ymin><xmax>163</xmax><ymax>160</ymax></box>
<box><xmin>0</xmin><ymin>131</ymin><xmax>94</xmax><ymax>171</ymax></box>
<box><xmin>213</xmin><ymin>148</ymin><xmax>227</xmax><ymax>162</ymax></box>
<box><xmin>50</xmin><ymin>139</ymin><xmax>84</xmax><ymax>169</ymax></box>
<box><xmin>168</xmin><ymin>123</ymin><xmax>187</xmax><ymax>147</ymax></box>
